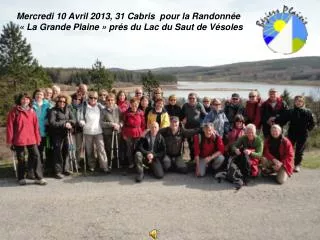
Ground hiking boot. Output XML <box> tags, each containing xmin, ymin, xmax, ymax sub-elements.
<box><xmin>89</xmin><ymin>168</ymin><xmax>95</xmax><ymax>172</ymax></box>
<box><xmin>294</xmin><ymin>165</ymin><xmax>301</xmax><ymax>173</ymax></box>
<box><xmin>55</xmin><ymin>173</ymin><xmax>64</xmax><ymax>179</ymax></box>
<box><xmin>34</xmin><ymin>179</ymin><xmax>47</xmax><ymax>185</ymax></box>
<box><xmin>135</xmin><ymin>173</ymin><xmax>144</xmax><ymax>183</ymax></box>
<box><xmin>19</xmin><ymin>179</ymin><xmax>27</xmax><ymax>185</ymax></box>
<box><xmin>64</xmin><ymin>170</ymin><xmax>73</xmax><ymax>176</ymax></box>
<box><xmin>128</xmin><ymin>164</ymin><xmax>135</xmax><ymax>169</ymax></box>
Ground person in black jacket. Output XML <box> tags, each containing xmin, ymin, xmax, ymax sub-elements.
<box><xmin>164</xmin><ymin>95</ymin><xmax>182</xmax><ymax>118</ymax></box>
<box><xmin>159</xmin><ymin>116</ymin><xmax>200</xmax><ymax>174</ymax></box>
<box><xmin>260</xmin><ymin>88</ymin><xmax>288</xmax><ymax>137</ymax></box>
<box><xmin>224</xmin><ymin>93</ymin><xmax>245</xmax><ymax>131</ymax></box>
<box><xmin>49</xmin><ymin>94</ymin><xmax>76</xmax><ymax>179</ymax></box>
<box><xmin>134</xmin><ymin>121</ymin><xmax>166</xmax><ymax>182</ymax></box>
<box><xmin>275</xmin><ymin>95</ymin><xmax>315</xmax><ymax>172</ymax></box>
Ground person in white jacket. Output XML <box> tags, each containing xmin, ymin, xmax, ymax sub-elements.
<box><xmin>78</xmin><ymin>91</ymin><xmax>109</xmax><ymax>173</ymax></box>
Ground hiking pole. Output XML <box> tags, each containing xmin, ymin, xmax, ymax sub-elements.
<box><xmin>110</xmin><ymin>130</ymin><xmax>115</xmax><ymax>170</ymax></box>
<box><xmin>67</xmin><ymin>131</ymin><xmax>74</xmax><ymax>173</ymax></box>
<box><xmin>115</xmin><ymin>131</ymin><xmax>119</xmax><ymax>169</ymax></box>
<box><xmin>82</xmin><ymin>136</ymin><xmax>87</xmax><ymax>175</ymax></box>
<box><xmin>11</xmin><ymin>149</ymin><xmax>17</xmax><ymax>178</ymax></box>
<box><xmin>68</xmin><ymin>131</ymin><xmax>78</xmax><ymax>173</ymax></box>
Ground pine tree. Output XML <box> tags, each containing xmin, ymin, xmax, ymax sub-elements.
<box><xmin>141</xmin><ymin>70</ymin><xmax>159</xmax><ymax>98</ymax></box>
<box><xmin>89</xmin><ymin>59</ymin><xmax>114</xmax><ymax>92</ymax></box>
<box><xmin>281</xmin><ymin>89</ymin><xmax>291</xmax><ymax>106</ymax></box>
<box><xmin>0</xmin><ymin>21</ymin><xmax>33</xmax><ymax>76</ymax></box>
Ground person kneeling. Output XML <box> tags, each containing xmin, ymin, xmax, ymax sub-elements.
<box><xmin>261</xmin><ymin>124</ymin><xmax>294</xmax><ymax>184</ymax></box>
<box><xmin>194</xmin><ymin>123</ymin><xmax>225</xmax><ymax>177</ymax></box>
<box><xmin>134</xmin><ymin>122</ymin><xmax>166</xmax><ymax>182</ymax></box>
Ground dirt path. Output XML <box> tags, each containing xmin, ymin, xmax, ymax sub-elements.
<box><xmin>0</xmin><ymin>169</ymin><xmax>319</xmax><ymax>240</ymax></box>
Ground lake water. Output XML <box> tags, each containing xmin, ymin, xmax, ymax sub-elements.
<box><xmin>163</xmin><ymin>81</ymin><xmax>320</xmax><ymax>100</ymax></box>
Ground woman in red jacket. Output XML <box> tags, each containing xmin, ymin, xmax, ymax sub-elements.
<box><xmin>6</xmin><ymin>93</ymin><xmax>47</xmax><ymax>185</ymax></box>
<box><xmin>262</xmin><ymin>124</ymin><xmax>294</xmax><ymax>184</ymax></box>
<box><xmin>122</xmin><ymin>98</ymin><xmax>145</xmax><ymax>168</ymax></box>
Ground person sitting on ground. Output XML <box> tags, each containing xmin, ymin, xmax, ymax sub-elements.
<box><xmin>202</xmin><ymin>97</ymin><xmax>211</xmax><ymax>113</ymax></box>
<box><xmin>98</xmin><ymin>89</ymin><xmax>108</xmax><ymax>107</ymax></box>
<box><xmin>49</xmin><ymin>94</ymin><xmax>76</xmax><ymax>179</ymax></box>
<box><xmin>225</xmin><ymin>114</ymin><xmax>246</xmax><ymax>153</ymax></box>
<box><xmin>116</xmin><ymin>90</ymin><xmax>129</xmax><ymax>113</ymax></box>
<box><xmin>260</xmin><ymin>88</ymin><xmax>288</xmax><ymax>137</ymax></box>
<box><xmin>100</xmin><ymin>93</ymin><xmax>123</xmax><ymax>168</ymax></box>
<box><xmin>224</xmin><ymin>93</ymin><xmax>245</xmax><ymax>131</ymax></box>
<box><xmin>78</xmin><ymin>91</ymin><xmax>109</xmax><ymax>173</ymax></box>
<box><xmin>261</xmin><ymin>124</ymin><xmax>294</xmax><ymax>184</ymax></box>
<box><xmin>159</xmin><ymin>116</ymin><xmax>200</xmax><ymax>174</ymax></box>
<box><xmin>6</xmin><ymin>93</ymin><xmax>47</xmax><ymax>185</ymax></box>
<box><xmin>134</xmin><ymin>121</ymin><xmax>166</xmax><ymax>182</ymax></box>
<box><xmin>194</xmin><ymin>123</ymin><xmax>225</xmax><ymax>177</ymax></box>
<box><xmin>165</xmin><ymin>94</ymin><xmax>182</xmax><ymax>118</ymax></box>
<box><xmin>181</xmin><ymin>92</ymin><xmax>207</xmax><ymax>160</ymax></box>
<box><xmin>244</xmin><ymin>90</ymin><xmax>262</xmax><ymax>129</ymax></box>
<box><xmin>231</xmin><ymin>124</ymin><xmax>263</xmax><ymax>183</ymax></box>
<box><xmin>147</xmin><ymin>98</ymin><xmax>170</xmax><ymax>129</ymax></box>
<box><xmin>122</xmin><ymin>98</ymin><xmax>145</xmax><ymax>168</ymax></box>
<box><xmin>275</xmin><ymin>95</ymin><xmax>315</xmax><ymax>172</ymax></box>
<box><xmin>203</xmin><ymin>98</ymin><xmax>229</xmax><ymax>139</ymax></box>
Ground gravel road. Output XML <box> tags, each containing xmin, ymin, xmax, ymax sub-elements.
<box><xmin>0</xmin><ymin>169</ymin><xmax>319</xmax><ymax>240</ymax></box>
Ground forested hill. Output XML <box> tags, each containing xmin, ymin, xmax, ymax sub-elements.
<box><xmin>45</xmin><ymin>56</ymin><xmax>320</xmax><ymax>85</ymax></box>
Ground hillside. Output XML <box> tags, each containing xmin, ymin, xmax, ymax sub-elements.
<box><xmin>44</xmin><ymin>56</ymin><xmax>320</xmax><ymax>85</ymax></box>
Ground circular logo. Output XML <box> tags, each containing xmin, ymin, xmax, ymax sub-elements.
<box><xmin>263</xmin><ymin>13</ymin><xmax>308</xmax><ymax>54</ymax></box>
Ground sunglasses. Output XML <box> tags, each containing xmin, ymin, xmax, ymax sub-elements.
<box><xmin>154</xmin><ymin>92</ymin><xmax>161</xmax><ymax>95</ymax></box>
<box><xmin>135</xmin><ymin>92</ymin><xmax>142</xmax><ymax>95</ymax></box>
<box><xmin>89</xmin><ymin>97</ymin><xmax>98</xmax><ymax>100</ymax></box>
<box><xmin>58</xmin><ymin>100</ymin><xmax>66</xmax><ymax>103</ymax></box>
<box><xmin>232</xmin><ymin>98</ymin><xmax>239</xmax><ymax>101</ymax></box>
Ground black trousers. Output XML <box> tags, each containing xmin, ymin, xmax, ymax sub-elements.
<box><xmin>288</xmin><ymin>134</ymin><xmax>307</xmax><ymax>166</ymax></box>
<box><xmin>52</xmin><ymin>135</ymin><xmax>70</xmax><ymax>174</ymax></box>
<box><xmin>15</xmin><ymin>145</ymin><xmax>43</xmax><ymax>181</ymax></box>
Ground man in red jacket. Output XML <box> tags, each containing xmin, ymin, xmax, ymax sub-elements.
<box><xmin>262</xmin><ymin>124</ymin><xmax>294</xmax><ymax>184</ymax></box>
<box><xmin>6</xmin><ymin>93</ymin><xmax>47</xmax><ymax>185</ymax></box>
<box><xmin>194</xmin><ymin>123</ymin><xmax>225</xmax><ymax>177</ymax></box>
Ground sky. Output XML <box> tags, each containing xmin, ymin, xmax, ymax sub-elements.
<box><xmin>0</xmin><ymin>0</ymin><xmax>319</xmax><ymax>69</ymax></box>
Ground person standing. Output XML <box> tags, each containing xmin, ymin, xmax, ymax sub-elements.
<box><xmin>122</xmin><ymin>98</ymin><xmax>145</xmax><ymax>168</ymax></box>
<box><xmin>260</xmin><ymin>88</ymin><xmax>288</xmax><ymax>137</ymax></box>
<box><xmin>244</xmin><ymin>91</ymin><xmax>262</xmax><ymax>129</ymax></box>
<box><xmin>78</xmin><ymin>91</ymin><xmax>109</xmax><ymax>173</ymax></box>
<box><xmin>6</xmin><ymin>93</ymin><xmax>47</xmax><ymax>185</ymax></box>
<box><xmin>147</xmin><ymin>98</ymin><xmax>170</xmax><ymax>129</ymax></box>
<box><xmin>224</xmin><ymin>93</ymin><xmax>245</xmax><ymax>131</ymax></box>
<box><xmin>49</xmin><ymin>94</ymin><xmax>76</xmax><ymax>178</ymax></box>
<box><xmin>181</xmin><ymin>92</ymin><xmax>207</xmax><ymax>160</ymax></box>
<box><xmin>275</xmin><ymin>96</ymin><xmax>315</xmax><ymax>172</ymax></box>
<box><xmin>165</xmin><ymin>95</ymin><xmax>182</xmax><ymax>118</ymax></box>
<box><xmin>100</xmin><ymin>93</ymin><xmax>123</xmax><ymax>168</ymax></box>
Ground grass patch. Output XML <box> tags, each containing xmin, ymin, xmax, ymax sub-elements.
<box><xmin>0</xmin><ymin>159</ymin><xmax>15</xmax><ymax>178</ymax></box>
<box><xmin>302</xmin><ymin>150</ymin><xmax>320</xmax><ymax>169</ymax></box>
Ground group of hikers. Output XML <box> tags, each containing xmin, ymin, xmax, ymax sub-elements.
<box><xmin>6</xmin><ymin>84</ymin><xmax>315</xmax><ymax>189</ymax></box>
